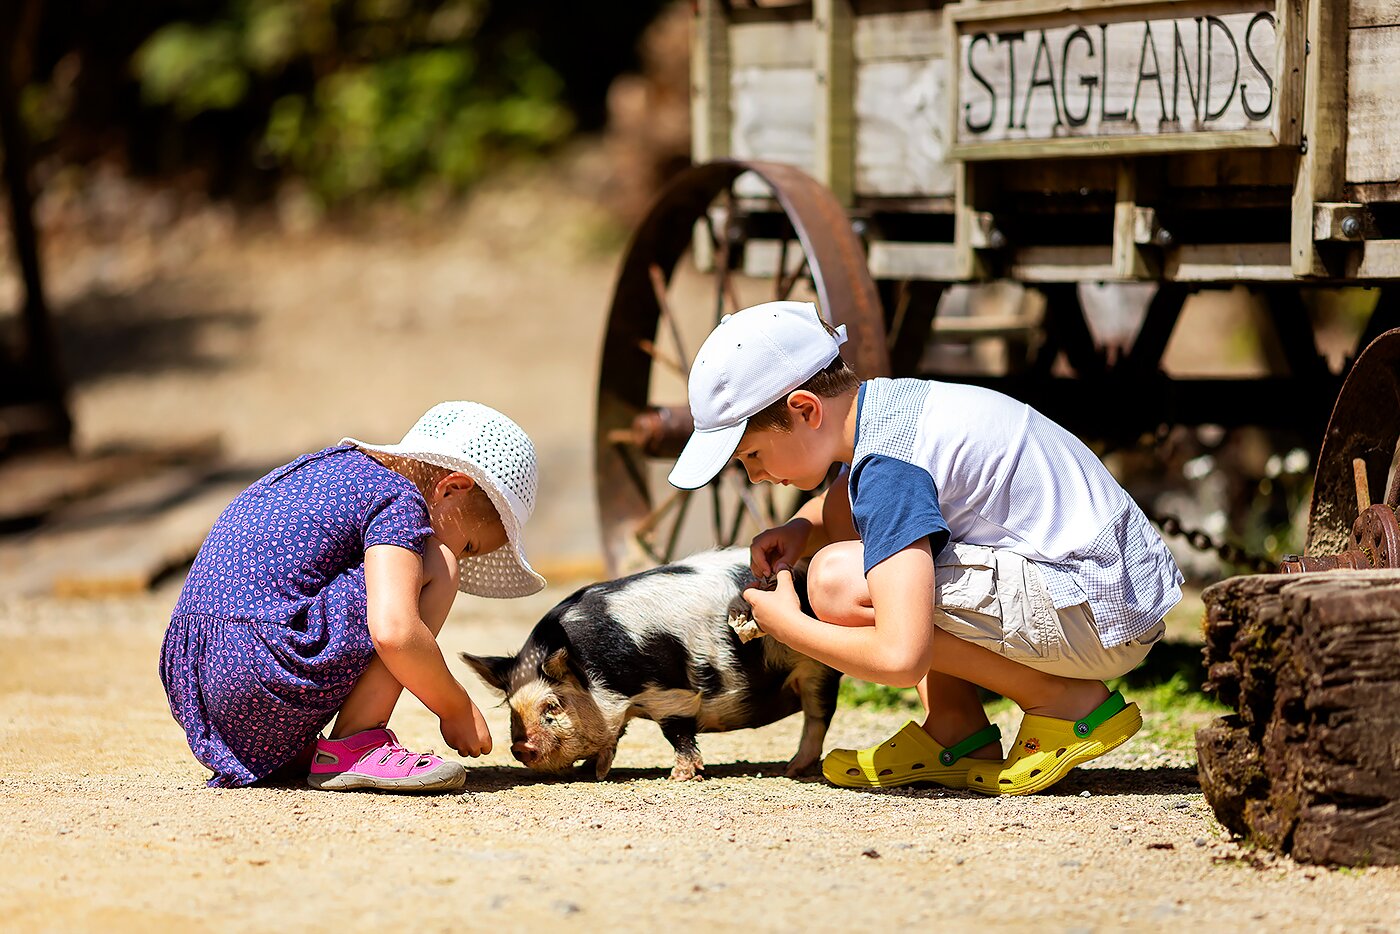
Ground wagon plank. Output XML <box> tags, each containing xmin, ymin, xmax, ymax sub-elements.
<box><xmin>0</xmin><ymin>467</ymin><xmax>244</xmax><ymax>598</ymax></box>
<box><xmin>1347</xmin><ymin>26</ymin><xmax>1400</xmax><ymax>187</ymax></box>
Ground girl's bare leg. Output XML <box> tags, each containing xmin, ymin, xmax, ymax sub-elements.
<box><xmin>331</xmin><ymin>538</ymin><xmax>458</xmax><ymax>738</ymax></box>
<box><xmin>808</xmin><ymin>541</ymin><xmax>1109</xmax><ymax>751</ymax></box>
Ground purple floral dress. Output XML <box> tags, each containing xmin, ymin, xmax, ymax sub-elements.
<box><xmin>160</xmin><ymin>445</ymin><xmax>434</xmax><ymax>787</ymax></box>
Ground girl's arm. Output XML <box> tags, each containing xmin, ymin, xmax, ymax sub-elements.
<box><xmin>363</xmin><ymin>543</ymin><xmax>489</xmax><ymax>754</ymax></box>
<box><xmin>745</xmin><ymin>541</ymin><xmax>936</xmax><ymax>687</ymax></box>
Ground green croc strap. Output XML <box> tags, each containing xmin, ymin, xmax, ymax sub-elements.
<box><xmin>1073</xmin><ymin>690</ymin><xmax>1127</xmax><ymax>738</ymax></box>
<box><xmin>937</xmin><ymin>724</ymin><xmax>1002</xmax><ymax>767</ymax></box>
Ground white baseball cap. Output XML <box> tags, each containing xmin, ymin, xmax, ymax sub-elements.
<box><xmin>342</xmin><ymin>401</ymin><xmax>547</xmax><ymax>598</ymax></box>
<box><xmin>668</xmin><ymin>301</ymin><xmax>847</xmax><ymax>490</ymax></box>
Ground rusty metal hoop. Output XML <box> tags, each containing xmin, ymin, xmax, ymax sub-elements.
<box><xmin>1305</xmin><ymin>327</ymin><xmax>1400</xmax><ymax>556</ymax></box>
<box><xmin>595</xmin><ymin>160</ymin><xmax>888</xmax><ymax>574</ymax></box>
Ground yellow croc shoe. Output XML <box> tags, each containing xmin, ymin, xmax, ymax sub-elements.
<box><xmin>822</xmin><ymin>721</ymin><xmax>1002</xmax><ymax>789</ymax></box>
<box><xmin>965</xmin><ymin>690</ymin><xmax>1142</xmax><ymax>796</ymax></box>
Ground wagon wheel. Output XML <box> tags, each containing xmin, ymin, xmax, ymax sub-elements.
<box><xmin>595</xmin><ymin>160</ymin><xmax>888</xmax><ymax>574</ymax></box>
<box><xmin>1304</xmin><ymin>325</ymin><xmax>1400</xmax><ymax>558</ymax></box>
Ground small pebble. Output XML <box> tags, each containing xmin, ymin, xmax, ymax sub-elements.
<box><xmin>1080</xmin><ymin>790</ymin><xmax>1092</xmax><ymax>797</ymax></box>
<box><xmin>862</xmin><ymin>848</ymin><xmax>881</xmax><ymax>859</ymax></box>
<box><xmin>954</xmin><ymin>856</ymin><xmax>966</xmax><ymax>865</ymax></box>
<box><xmin>1194</xmin><ymin>837</ymin><xmax>1208</xmax><ymax>847</ymax></box>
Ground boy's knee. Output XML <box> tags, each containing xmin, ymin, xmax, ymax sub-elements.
<box><xmin>807</xmin><ymin>542</ymin><xmax>866</xmax><ymax>622</ymax></box>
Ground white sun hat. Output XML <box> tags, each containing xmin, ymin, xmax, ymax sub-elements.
<box><xmin>668</xmin><ymin>301</ymin><xmax>847</xmax><ymax>490</ymax></box>
<box><xmin>342</xmin><ymin>401</ymin><xmax>547</xmax><ymax>598</ymax></box>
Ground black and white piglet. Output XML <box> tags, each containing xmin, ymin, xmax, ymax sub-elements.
<box><xmin>460</xmin><ymin>548</ymin><xmax>841</xmax><ymax>781</ymax></box>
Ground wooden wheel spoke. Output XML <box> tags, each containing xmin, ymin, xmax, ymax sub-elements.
<box><xmin>732</xmin><ymin>472</ymin><xmax>773</xmax><ymax>529</ymax></box>
<box><xmin>632</xmin><ymin>488</ymin><xmax>692</xmax><ymax>565</ymax></box>
<box><xmin>649</xmin><ymin>262</ymin><xmax>691</xmax><ymax>376</ymax></box>
<box><xmin>776</xmin><ymin>250</ymin><xmax>810</xmax><ymax>303</ymax></box>
<box><xmin>611</xmin><ymin>441</ymin><xmax>650</xmax><ymax>502</ymax></box>
<box><xmin>772</xmin><ymin>238</ymin><xmax>790</xmax><ymax>300</ymax></box>
<box><xmin>636</xmin><ymin>338</ymin><xmax>688</xmax><ymax>380</ymax></box>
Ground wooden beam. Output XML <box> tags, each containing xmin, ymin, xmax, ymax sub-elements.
<box><xmin>691</xmin><ymin>0</ymin><xmax>731</xmax><ymax>166</ymax></box>
<box><xmin>1313</xmin><ymin>202</ymin><xmax>1373</xmax><ymax>242</ymax></box>
<box><xmin>813</xmin><ymin>0</ymin><xmax>854</xmax><ymax>205</ymax></box>
<box><xmin>1291</xmin><ymin>0</ymin><xmax>1349</xmax><ymax>276</ymax></box>
<box><xmin>1113</xmin><ymin>161</ymin><xmax>1158</xmax><ymax>280</ymax></box>
<box><xmin>865</xmin><ymin>241</ymin><xmax>960</xmax><ymax>282</ymax></box>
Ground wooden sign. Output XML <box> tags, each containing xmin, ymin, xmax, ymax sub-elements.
<box><xmin>949</xmin><ymin>0</ymin><xmax>1301</xmax><ymax>159</ymax></box>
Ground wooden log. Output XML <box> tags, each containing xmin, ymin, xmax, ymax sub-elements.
<box><xmin>1199</xmin><ymin>570</ymin><xmax>1400</xmax><ymax>866</ymax></box>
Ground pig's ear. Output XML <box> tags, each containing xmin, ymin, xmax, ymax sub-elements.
<box><xmin>541</xmin><ymin>647</ymin><xmax>577</xmax><ymax>684</ymax></box>
<box><xmin>458</xmin><ymin>652</ymin><xmax>514</xmax><ymax>694</ymax></box>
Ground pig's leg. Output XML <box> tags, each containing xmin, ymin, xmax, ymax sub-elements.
<box><xmin>786</xmin><ymin>666</ymin><xmax>841</xmax><ymax>777</ymax></box>
<box><xmin>585</xmin><ymin>739</ymin><xmax>619</xmax><ymax>780</ymax></box>
<box><xmin>659</xmin><ymin>718</ymin><xmax>704</xmax><ymax>781</ymax></box>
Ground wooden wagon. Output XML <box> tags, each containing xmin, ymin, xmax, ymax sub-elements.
<box><xmin>596</xmin><ymin>0</ymin><xmax>1400</xmax><ymax>572</ymax></box>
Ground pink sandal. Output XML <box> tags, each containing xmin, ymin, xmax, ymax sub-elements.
<box><xmin>307</xmin><ymin>728</ymin><xmax>466</xmax><ymax>792</ymax></box>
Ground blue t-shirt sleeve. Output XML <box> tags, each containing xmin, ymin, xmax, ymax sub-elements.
<box><xmin>849</xmin><ymin>454</ymin><xmax>950</xmax><ymax>574</ymax></box>
<box><xmin>363</xmin><ymin>487</ymin><xmax>434</xmax><ymax>555</ymax></box>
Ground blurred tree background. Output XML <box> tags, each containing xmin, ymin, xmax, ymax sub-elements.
<box><xmin>15</xmin><ymin>0</ymin><xmax>678</xmax><ymax>204</ymax></box>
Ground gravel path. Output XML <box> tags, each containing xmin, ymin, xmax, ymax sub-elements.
<box><xmin>3</xmin><ymin>587</ymin><xmax>1399</xmax><ymax>933</ymax></box>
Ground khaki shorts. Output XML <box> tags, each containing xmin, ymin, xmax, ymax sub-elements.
<box><xmin>933</xmin><ymin>542</ymin><xmax>1164</xmax><ymax>682</ymax></box>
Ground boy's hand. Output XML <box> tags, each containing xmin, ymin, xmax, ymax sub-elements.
<box><xmin>440</xmin><ymin>697</ymin><xmax>493</xmax><ymax>757</ymax></box>
<box><xmin>743</xmin><ymin>568</ymin><xmax>802</xmax><ymax>632</ymax></box>
<box><xmin>751</xmin><ymin>519</ymin><xmax>812</xmax><ymax>577</ymax></box>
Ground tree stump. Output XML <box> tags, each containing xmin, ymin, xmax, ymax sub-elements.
<box><xmin>1199</xmin><ymin>570</ymin><xmax>1400</xmax><ymax>866</ymax></box>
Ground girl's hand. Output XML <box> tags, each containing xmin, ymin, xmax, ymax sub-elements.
<box><xmin>743</xmin><ymin>568</ymin><xmax>803</xmax><ymax>633</ymax></box>
<box><xmin>751</xmin><ymin>519</ymin><xmax>812</xmax><ymax>577</ymax></box>
<box><xmin>440</xmin><ymin>698</ymin><xmax>493</xmax><ymax>757</ymax></box>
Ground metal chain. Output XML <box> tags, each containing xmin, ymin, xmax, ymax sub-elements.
<box><xmin>1134</xmin><ymin>423</ymin><xmax>1280</xmax><ymax>574</ymax></box>
<box><xmin>1146</xmin><ymin>510</ymin><xmax>1277</xmax><ymax>574</ymax></box>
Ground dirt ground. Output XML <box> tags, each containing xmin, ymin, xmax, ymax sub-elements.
<box><xmin>3</xmin><ymin>158</ymin><xmax>1399</xmax><ymax>931</ymax></box>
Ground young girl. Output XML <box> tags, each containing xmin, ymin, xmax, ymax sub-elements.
<box><xmin>159</xmin><ymin>401</ymin><xmax>546</xmax><ymax>791</ymax></box>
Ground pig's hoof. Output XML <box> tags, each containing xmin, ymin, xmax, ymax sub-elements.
<box><xmin>784</xmin><ymin>758</ymin><xmax>820</xmax><ymax>778</ymax></box>
<box><xmin>669</xmin><ymin>765</ymin><xmax>705</xmax><ymax>781</ymax></box>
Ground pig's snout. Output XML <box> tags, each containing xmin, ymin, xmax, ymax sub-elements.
<box><xmin>511</xmin><ymin>740</ymin><xmax>541</xmax><ymax>766</ymax></box>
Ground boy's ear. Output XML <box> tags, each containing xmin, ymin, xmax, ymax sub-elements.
<box><xmin>459</xmin><ymin>651</ymin><xmax>513</xmax><ymax>694</ymax></box>
<box><xmin>787</xmin><ymin>390</ymin><xmax>823</xmax><ymax>428</ymax></box>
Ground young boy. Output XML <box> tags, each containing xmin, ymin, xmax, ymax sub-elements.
<box><xmin>668</xmin><ymin>301</ymin><xmax>1182</xmax><ymax>795</ymax></box>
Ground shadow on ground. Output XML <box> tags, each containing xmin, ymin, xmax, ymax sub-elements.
<box><xmin>56</xmin><ymin>285</ymin><xmax>257</xmax><ymax>386</ymax></box>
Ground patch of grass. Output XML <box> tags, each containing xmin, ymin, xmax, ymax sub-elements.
<box><xmin>837</xmin><ymin>679</ymin><xmax>921</xmax><ymax>712</ymax></box>
<box><xmin>1113</xmin><ymin>671</ymin><xmax>1229</xmax><ymax>751</ymax></box>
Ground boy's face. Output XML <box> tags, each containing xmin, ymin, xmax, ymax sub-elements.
<box><xmin>428</xmin><ymin>475</ymin><xmax>508</xmax><ymax>560</ymax></box>
<box><xmin>733</xmin><ymin>407</ymin><xmax>832</xmax><ymax>491</ymax></box>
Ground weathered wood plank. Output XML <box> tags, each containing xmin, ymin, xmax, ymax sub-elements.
<box><xmin>853</xmin><ymin>7</ymin><xmax>943</xmax><ymax>60</ymax></box>
<box><xmin>1347</xmin><ymin>26</ymin><xmax>1400</xmax><ymax>186</ymax></box>
<box><xmin>1164</xmin><ymin>242</ymin><xmax>1293</xmax><ymax>280</ymax></box>
<box><xmin>729</xmin><ymin>18</ymin><xmax>812</xmax><ymax>70</ymax></box>
<box><xmin>866</xmin><ymin>240</ymin><xmax>961</xmax><ymax>281</ymax></box>
<box><xmin>1009</xmin><ymin>245</ymin><xmax>1114</xmax><ymax>281</ymax></box>
<box><xmin>1343</xmin><ymin>239</ymin><xmax>1400</xmax><ymax>279</ymax></box>
<box><xmin>692</xmin><ymin>0</ymin><xmax>731</xmax><ymax>165</ymax></box>
<box><xmin>1292</xmin><ymin>0</ymin><xmax>1349</xmax><ymax>276</ymax></box>
<box><xmin>0</xmin><ymin>468</ymin><xmax>246</xmax><ymax>598</ymax></box>
<box><xmin>1199</xmin><ymin>570</ymin><xmax>1400</xmax><ymax>865</ymax></box>
<box><xmin>951</xmin><ymin>0</ymin><xmax>1298</xmax><ymax>158</ymax></box>
<box><xmin>731</xmin><ymin>66</ymin><xmax>817</xmax><ymax>197</ymax></box>
<box><xmin>815</xmin><ymin>0</ymin><xmax>855</xmax><ymax>204</ymax></box>
<box><xmin>1352</xmin><ymin>0</ymin><xmax>1400</xmax><ymax>28</ymax></box>
<box><xmin>855</xmin><ymin>59</ymin><xmax>957</xmax><ymax>197</ymax></box>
